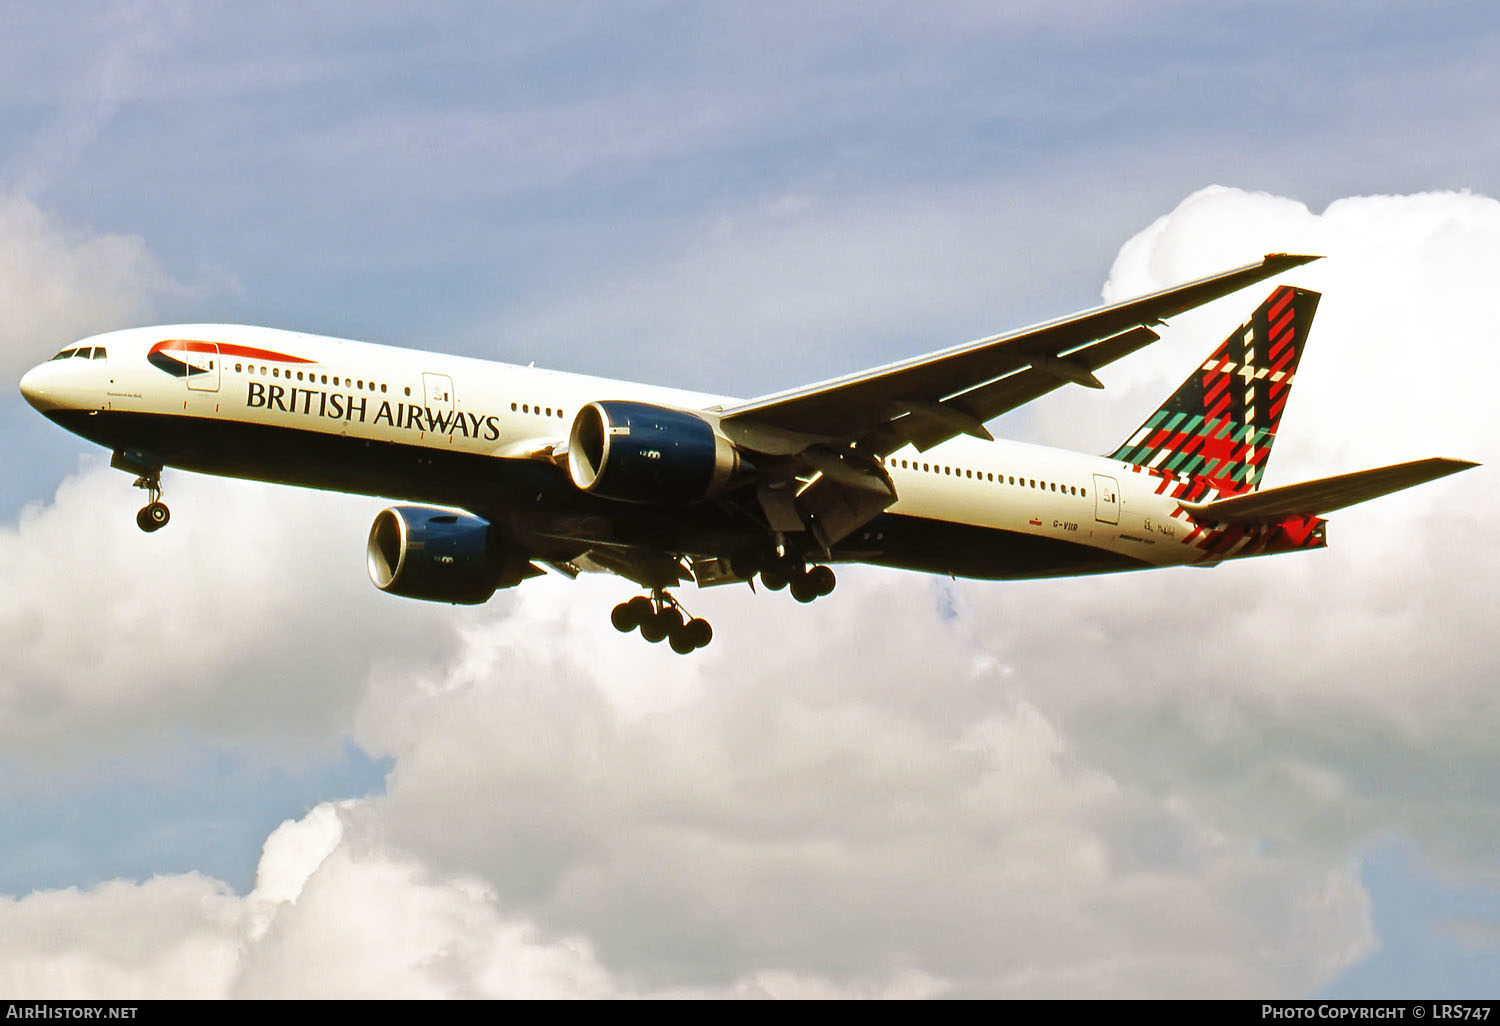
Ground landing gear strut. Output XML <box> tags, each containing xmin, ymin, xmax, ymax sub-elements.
<box><xmin>611</xmin><ymin>590</ymin><xmax>713</xmax><ymax>653</ymax></box>
<box><xmin>132</xmin><ymin>469</ymin><xmax>170</xmax><ymax>533</ymax></box>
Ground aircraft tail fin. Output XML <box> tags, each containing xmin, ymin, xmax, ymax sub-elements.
<box><xmin>1109</xmin><ymin>285</ymin><xmax>1320</xmax><ymax>497</ymax></box>
<box><xmin>1179</xmin><ymin>457</ymin><xmax>1478</xmax><ymax>526</ymax></box>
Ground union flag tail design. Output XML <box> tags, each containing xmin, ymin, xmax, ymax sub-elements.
<box><xmin>1108</xmin><ymin>285</ymin><xmax>1320</xmax><ymax>498</ymax></box>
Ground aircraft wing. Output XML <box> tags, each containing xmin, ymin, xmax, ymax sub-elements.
<box><xmin>1179</xmin><ymin>458</ymin><xmax>1479</xmax><ymax>525</ymax></box>
<box><xmin>717</xmin><ymin>253</ymin><xmax>1321</xmax><ymax>456</ymax></box>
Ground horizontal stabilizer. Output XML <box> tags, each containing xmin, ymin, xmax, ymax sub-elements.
<box><xmin>1180</xmin><ymin>457</ymin><xmax>1478</xmax><ymax>524</ymax></box>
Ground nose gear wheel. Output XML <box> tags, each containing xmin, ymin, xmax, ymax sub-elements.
<box><xmin>131</xmin><ymin>469</ymin><xmax>170</xmax><ymax>533</ymax></box>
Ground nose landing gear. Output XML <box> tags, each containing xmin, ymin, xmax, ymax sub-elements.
<box><xmin>112</xmin><ymin>449</ymin><xmax>171</xmax><ymax>533</ymax></box>
<box><xmin>135</xmin><ymin>498</ymin><xmax>170</xmax><ymax>532</ymax></box>
<box><xmin>131</xmin><ymin>469</ymin><xmax>169</xmax><ymax>533</ymax></box>
<box><xmin>611</xmin><ymin>590</ymin><xmax>713</xmax><ymax>653</ymax></box>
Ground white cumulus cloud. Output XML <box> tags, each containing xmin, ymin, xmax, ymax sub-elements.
<box><xmin>0</xmin><ymin>193</ymin><xmax>173</xmax><ymax>382</ymax></box>
<box><xmin>3</xmin><ymin>186</ymin><xmax>1496</xmax><ymax>996</ymax></box>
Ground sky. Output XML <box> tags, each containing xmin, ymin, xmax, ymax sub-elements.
<box><xmin>2</xmin><ymin>0</ymin><xmax>1499</xmax><ymax>999</ymax></box>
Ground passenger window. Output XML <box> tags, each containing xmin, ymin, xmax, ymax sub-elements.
<box><xmin>404</xmin><ymin>386</ymin><xmax>410</xmax><ymax>395</ymax></box>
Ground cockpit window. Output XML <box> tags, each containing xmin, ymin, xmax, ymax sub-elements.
<box><xmin>50</xmin><ymin>349</ymin><xmax>76</xmax><ymax>361</ymax></box>
<box><xmin>91</xmin><ymin>347</ymin><xmax>106</xmax><ymax>359</ymax></box>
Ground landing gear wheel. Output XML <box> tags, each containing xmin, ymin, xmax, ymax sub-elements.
<box><xmin>729</xmin><ymin>553</ymin><xmax>762</xmax><ymax>581</ymax></box>
<box><xmin>612</xmin><ymin>595</ymin><xmax>655</xmax><ymax>632</ymax></box>
<box><xmin>669</xmin><ymin>617</ymin><xmax>713</xmax><ymax>654</ymax></box>
<box><xmin>760</xmin><ymin>553</ymin><xmax>799</xmax><ymax>592</ymax></box>
<box><xmin>127</xmin><ymin>462</ymin><xmax>169</xmax><ymax>532</ymax></box>
<box><xmin>808</xmin><ymin>564</ymin><xmax>836</xmax><ymax>597</ymax></box>
<box><xmin>760</xmin><ymin>569</ymin><xmax>788</xmax><ymax>591</ymax></box>
<box><xmin>614</xmin><ymin>590</ymin><xmax>712</xmax><ymax>651</ymax></box>
<box><xmin>611</xmin><ymin>602</ymin><xmax>639</xmax><ymax>632</ymax></box>
<box><xmin>136</xmin><ymin>501</ymin><xmax>170</xmax><ymax>533</ymax></box>
<box><xmin>641</xmin><ymin>606</ymin><xmax>681</xmax><ymax>644</ymax></box>
<box><xmin>790</xmin><ymin>572</ymin><xmax>818</xmax><ymax>603</ymax></box>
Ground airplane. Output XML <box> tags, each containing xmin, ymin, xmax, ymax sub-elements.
<box><xmin>18</xmin><ymin>253</ymin><xmax>1476</xmax><ymax>653</ymax></box>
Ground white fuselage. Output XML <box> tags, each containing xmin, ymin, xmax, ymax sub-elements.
<box><xmin>19</xmin><ymin>324</ymin><xmax>1248</xmax><ymax>577</ymax></box>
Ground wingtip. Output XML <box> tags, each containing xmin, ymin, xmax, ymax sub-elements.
<box><xmin>1264</xmin><ymin>252</ymin><xmax>1324</xmax><ymax>267</ymax></box>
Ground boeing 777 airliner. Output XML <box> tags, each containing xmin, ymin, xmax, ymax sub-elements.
<box><xmin>18</xmin><ymin>254</ymin><xmax>1475</xmax><ymax>652</ymax></box>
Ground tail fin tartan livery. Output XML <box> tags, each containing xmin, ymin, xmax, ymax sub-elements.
<box><xmin>1109</xmin><ymin>285</ymin><xmax>1320</xmax><ymax>499</ymax></box>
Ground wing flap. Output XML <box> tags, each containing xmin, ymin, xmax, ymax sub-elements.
<box><xmin>870</xmin><ymin>324</ymin><xmax>1160</xmax><ymax>454</ymax></box>
<box><xmin>1179</xmin><ymin>457</ymin><xmax>1478</xmax><ymax>524</ymax></box>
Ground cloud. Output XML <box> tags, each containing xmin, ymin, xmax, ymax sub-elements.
<box><xmin>0</xmin><ymin>801</ymin><xmax>622</xmax><ymax>999</ymax></box>
<box><xmin>3</xmin><ymin>185</ymin><xmax>1495</xmax><ymax>997</ymax></box>
<box><xmin>0</xmin><ymin>798</ymin><xmax>945</xmax><ymax>999</ymax></box>
<box><xmin>0</xmin><ymin>463</ymin><xmax>471</xmax><ymax>768</ymax></box>
<box><xmin>486</xmin><ymin>180</ymin><xmax>1130</xmax><ymax>396</ymax></box>
<box><xmin>0</xmin><ymin>872</ymin><xmax>242</xmax><ymax>999</ymax></box>
<box><xmin>0</xmin><ymin>193</ymin><xmax>174</xmax><ymax>382</ymax></box>
<box><xmin>350</xmin><ymin>570</ymin><xmax>1377</xmax><ymax>996</ymax></box>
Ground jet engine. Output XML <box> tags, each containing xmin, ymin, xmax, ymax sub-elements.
<box><xmin>366</xmin><ymin>506</ymin><xmax>526</xmax><ymax>604</ymax></box>
<box><xmin>567</xmin><ymin>400</ymin><xmax>741</xmax><ymax>504</ymax></box>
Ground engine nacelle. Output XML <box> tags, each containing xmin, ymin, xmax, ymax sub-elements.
<box><xmin>366</xmin><ymin>506</ymin><xmax>513</xmax><ymax>604</ymax></box>
<box><xmin>567</xmin><ymin>400</ymin><xmax>740</xmax><ymax>504</ymax></box>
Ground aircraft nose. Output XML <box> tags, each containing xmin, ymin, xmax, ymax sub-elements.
<box><xmin>18</xmin><ymin>363</ymin><xmax>52</xmax><ymax>411</ymax></box>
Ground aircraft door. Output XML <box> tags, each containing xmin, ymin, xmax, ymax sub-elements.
<box><xmin>1092</xmin><ymin>473</ymin><xmax>1120</xmax><ymax>525</ymax></box>
<box><xmin>423</xmin><ymin>372</ymin><xmax>454</xmax><ymax>414</ymax></box>
<box><xmin>184</xmin><ymin>342</ymin><xmax>220</xmax><ymax>392</ymax></box>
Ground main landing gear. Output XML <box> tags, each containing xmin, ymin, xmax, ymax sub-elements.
<box><xmin>756</xmin><ymin>554</ymin><xmax>836</xmax><ymax>604</ymax></box>
<box><xmin>132</xmin><ymin>469</ymin><xmax>170</xmax><ymax>533</ymax></box>
<box><xmin>611</xmin><ymin>590</ymin><xmax>713</xmax><ymax>654</ymax></box>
